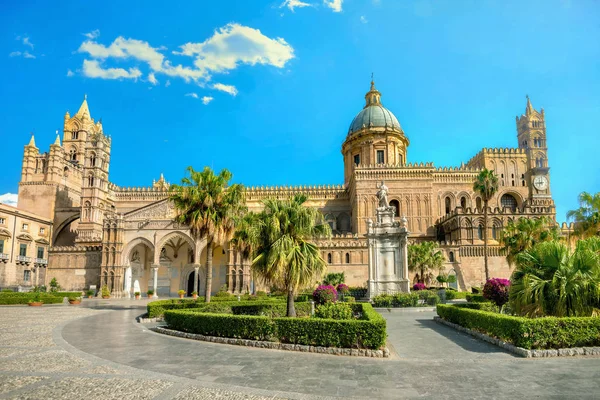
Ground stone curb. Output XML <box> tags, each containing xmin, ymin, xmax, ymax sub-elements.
<box><xmin>151</xmin><ymin>326</ymin><xmax>390</xmax><ymax>358</ymax></box>
<box><xmin>137</xmin><ymin>315</ymin><xmax>162</xmax><ymax>323</ymax></box>
<box><xmin>434</xmin><ymin>316</ymin><xmax>600</xmax><ymax>358</ymax></box>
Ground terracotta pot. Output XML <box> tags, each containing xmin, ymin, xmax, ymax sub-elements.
<box><xmin>69</xmin><ymin>300</ymin><xmax>81</xmax><ymax>305</ymax></box>
<box><xmin>88</xmin><ymin>295</ymin><xmax>93</xmax><ymax>299</ymax></box>
<box><xmin>102</xmin><ymin>296</ymin><xmax>110</xmax><ymax>299</ymax></box>
<box><xmin>28</xmin><ymin>302</ymin><xmax>43</xmax><ymax>307</ymax></box>
<box><xmin>135</xmin><ymin>295</ymin><xmax>140</xmax><ymax>300</ymax></box>
<box><xmin>192</xmin><ymin>294</ymin><xmax>198</xmax><ymax>300</ymax></box>
<box><xmin>179</xmin><ymin>294</ymin><xmax>184</xmax><ymax>299</ymax></box>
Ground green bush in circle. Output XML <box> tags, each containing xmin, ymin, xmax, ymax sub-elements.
<box><xmin>314</xmin><ymin>302</ymin><xmax>354</xmax><ymax>320</ymax></box>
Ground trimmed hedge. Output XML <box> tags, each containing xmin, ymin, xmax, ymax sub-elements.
<box><xmin>0</xmin><ymin>292</ymin><xmax>70</xmax><ymax>305</ymax></box>
<box><xmin>164</xmin><ymin>303</ymin><xmax>386</xmax><ymax>349</ymax></box>
<box><xmin>466</xmin><ymin>294</ymin><xmax>488</xmax><ymax>303</ymax></box>
<box><xmin>231</xmin><ymin>301</ymin><xmax>311</xmax><ymax>318</ymax></box>
<box><xmin>444</xmin><ymin>291</ymin><xmax>469</xmax><ymax>300</ymax></box>
<box><xmin>147</xmin><ymin>298</ymin><xmax>205</xmax><ymax>318</ymax></box>
<box><xmin>372</xmin><ymin>291</ymin><xmax>440</xmax><ymax>307</ymax></box>
<box><xmin>437</xmin><ymin>304</ymin><xmax>600</xmax><ymax>349</ymax></box>
<box><xmin>452</xmin><ymin>302</ymin><xmax>498</xmax><ymax>312</ymax></box>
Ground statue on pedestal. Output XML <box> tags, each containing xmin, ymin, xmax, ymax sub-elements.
<box><xmin>377</xmin><ymin>181</ymin><xmax>389</xmax><ymax>208</ymax></box>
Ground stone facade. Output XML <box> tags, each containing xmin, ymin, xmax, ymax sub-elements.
<box><xmin>12</xmin><ymin>82</ymin><xmax>566</xmax><ymax>295</ymax></box>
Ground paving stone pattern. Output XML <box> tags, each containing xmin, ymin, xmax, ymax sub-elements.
<box><xmin>1</xmin><ymin>301</ymin><xmax>600</xmax><ymax>399</ymax></box>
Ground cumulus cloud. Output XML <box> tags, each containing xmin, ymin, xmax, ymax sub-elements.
<box><xmin>9</xmin><ymin>50</ymin><xmax>35</xmax><ymax>59</ymax></box>
<box><xmin>185</xmin><ymin>92</ymin><xmax>199</xmax><ymax>99</ymax></box>
<box><xmin>74</xmin><ymin>23</ymin><xmax>294</xmax><ymax>95</ymax></box>
<box><xmin>165</xmin><ymin>80</ymin><xmax>171</xmax><ymax>87</ymax></box>
<box><xmin>148</xmin><ymin>72</ymin><xmax>158</xmax><ymax>85</ymax></box>
<box><xmin>0</xmin><ymin>193</ymin><xmax>18</xmax><ymax>207</ymax></box>
<box><xmin>324</xmin><ymin>0</ymin><xmax>343</xmax><ymax>12</ymax></box>
<box><xmin>9</xmin><ymin>51</ymin><xmax>21</xmax><ymax>57</ymax></box>
<box><xmin>202</xmin><ymin>96</ymin><xmax>213</xmax><ymax>105</ymax></box>
<box><xmin>280</xmin><ymin>0</ymin><xmax>311</xmax><ymax>11</ymax></box>
<box><xmin>22</xmin><ymin>37</ymin><xmax>34</xmax><ymax>49</ymax></box>
<box><xmin>212</xmin><ymin>83</ymin><xmax>238</xmax><ymax>96</ymax></box>
<box><xmin>82</xmin><ymin>59</ymin><xmax>142</xmax><ymax>80</ymax></box>
<box><xmin>67</xmin><ymin>69</ymin><xmax>75</xmax><ymax>77</ymax></box>
<box><xmin>83</xmin><ymin>29</ymin><xmax>100</xmax><ymax>39</ymax></box>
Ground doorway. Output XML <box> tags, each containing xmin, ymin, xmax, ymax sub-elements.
<box><xmin>187</xmin><ymin>271</ymin><xmax>201</xmax><ymax>296</ymax></box>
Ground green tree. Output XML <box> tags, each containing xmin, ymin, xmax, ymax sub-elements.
<box><xmin>499</xmin><ymin>216</ymin><xmax>560</xmax><ymax>267</ymax></box>
<box><xmin>408</xmin><ymin>241</ymin><xmax>445</xmax><ymax>285</ymax></box>
<box><xmin>510</xmin><ymin>237</ymin><xmax>600</xmax><ymax>317</ymax></box>
<box><xmin>170</xmin><ymin>166</ymin><xmax>246</xmax><ymax>303</ymax></box>
<box><xmin>473</xmin><ymin>168</ymin><xmax>499</xmax><ymax>281</ymax></box>
<box><xmin>233</xmin><ymin>194</ymin><xmax>331</xmax><ymax>317</ymax></box>
<box><xmin>567</xmin><ymin>191</ymin><xmax>600</xmax><ymax>238</ymax></box>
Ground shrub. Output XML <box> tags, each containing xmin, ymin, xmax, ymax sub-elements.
<box><xmin>413</xmin><ymin>283</ymin><xmax>427</xmax><ymax>291</ymax></box>
<box><xmin>147</xmin><ymin>298</ymin><xmax>205</xmax><ymax>318</ymax></box>
<box><xmin>49</xmin><ymin>278</ymin><xmax>61</xmax><ymax>292</ymax></box>
<box><xmin>214</xmin><ymin>285</ymin><xmax>232</xmax><ymax>298</ymax></box>
<box><xmin>344</xmin><ymin>296</ymin><xmax>356</xmax><ymax>303</ymax></box>
<box><xmin>483</xmin><ymin>278</ymin><xmax>511</xmax><ymax>309</ymax></box>
<box><xmin>134</xmin><ymin>292</ymin><xmax>141</xmax><ymax>296</ymax></box>
<box><xmin>232</xmin><ymin>301</ymin><xmax>311</xmax><ymax>318</ymax></box>
<box><xmin>86</xmin><ymin>289</ymin><xmax>95</xmax><ymax>297</ymax></box>
<box><xmin>437</xmin><ymin>304</ymin><xmax>600</xmax><ymax>349</ymax></box>
<box><xmin>323</xmin><ymin>272</ymin><xmax>345</xmax><ymax>286</ymax></box>
<box><xmin>0</xmin><ymin>293</ymin><xmax>65</xmax><ymax>305</ymax></box>
<box><xmin>101</xmin><ymin>286</ymin><xmax>110</xmax><ymax>297</ymax></box>
<box><xmin>336</xmin><ymin>283</ymin><xmax>349</xmax><ymax>294</ymax></box>
<box><xmin>315</xmin><ymin>302</ymin><xmax>354</xmax><ymax>320</ymax></box>
<box><xmin>372</xmin><ymin>294</ymin><xmax>393</xmax><ymax>307</ymax></box>
<box><xmin>471</xmin><ymin>286</ymin><xmax>482</xmax><ymax>294</ymax></box>
<box><xmin>453</xmin><ymin>302</ymin><xmax>498</xmax><ymax>312</ymax></box>
<box><xmin>313</xmin><ymin>285</ymin><xmax>337</xmax><ymax>305</ymax></box>
<box><xmin>426</xmin><ymin>294</ymin><xmax>440</xmax><ymax>306</ymax></box>
<box><xmin>436</xmin><ymin>274</ymin><xmax>447</xmax><ymax>285</ymax></box>
<box><xmin>256</xmin><ymin>291</ymin><xmax>267</xmax><ymax>297</ymax></box>
<box><xmin>178</xmin><ymin>290</ymin><xmax>186</xmax><ymax>296</ymax></box>
<box><xmin>466</xmin><ymin>294</ymin><xmax>488</xmax><ymax>303</ymax></box>
<box><xmin>447</xmin><ymin>275</ymin><xmax>457</xmax><ymax>285</ymax></box>
<box><xmin>2</xmin><ymin>289</ymin><xmax>13</xmax><ymax>292</ymax></box>
<box><xmin>147</xmin><ymin>289</ymin><xmax>154</xmax><ymax>296</ymax></box>
<box><xmin>444</xmin><ymin>291</ymin><xmax>469</xmax><ymax>300</ymax></box>
<box><xmin>197</xmin><ymin>302</ymin><xmax>233</xmax><ymax>314</ymax></box>
<box><xmin>393</xmin><ymin>292</ymin><xmax>420</xmax><ymax>307</ymax></box>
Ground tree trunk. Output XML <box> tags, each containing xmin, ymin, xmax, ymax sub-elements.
<box><xmin>205</xmin><ymin>240</ymin><xmax>213</xmax><ymax>303</ymax></box>
<box><xmin>286</xmin><ymin>286</ymin><xmax>296</xmax><ymax>317</ymax></box>
<box><xmin>483</xmin><ymin>200</ymin><xmax>490</xmax><ymax>282</ymax></box>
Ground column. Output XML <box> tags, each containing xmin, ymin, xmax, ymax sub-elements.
<box><xmin>193</xmin><ymin>264</ymin><xmax>200</xmax><ymax>293</ymax></box>
<box><xmin>151</xmin><ymin>264</ymin><xmax>159</xmax><ymax>298</ymax></box>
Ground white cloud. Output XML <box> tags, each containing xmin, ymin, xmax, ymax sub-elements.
<box><xmin>0</xmin><ymin>193</ymin><xmax>18</xmax><ymax>207</ymax></box>
<box><xmin>82</xmin><ymin>59</ymin><xmax>142</xmax><ymax>80</ymax></box>
<box><xmin>22</xmin><ymin>37</ymin><xmax>34</xmax><ymax>49</ymax></box>
<box><xmin>83</xmin><ymin>29</ymin><xmax>100</xmax><ymax>39</ymax></box>
<box><xmin>323</xmin><ymin>0</ymin><xmax>343</xmax><ymax>12</ymax></box>
<box><xmin>280</xmin><ymin>0</ymin><xmax>311</xmax><ymax>12</ymax></box>
<box><xmin>23</xmin><ymin>51</ymin><xmax>35</xmax><ymax>59</ymax></box>
<box><xmin>212</xmin><ymin>83</ymin><xmax>238</xmax><ymax>96</ymax></box>
<box><xmin>202</xmin><ymin>96</ymin><xmax>214</xmax><ymax>105</ymax></box>
<box><xmin>9</xmin><ymin>50</ymin><xmax>35</xmax><ymax>59</ymax></box>
<box><xmin>78</xmin><ymin>37</ymin><xmax>165</xmax><ymax>70</ymax></box>
<box><xmin>360</xmin><ymin>15</ymin><xmax>368</xmax><ymax>23</ymax></box>
<box><xmin>9</xmin><ymin>51</ymin><xmax>21</xmax><ymax>57</ymax></box>
<box><xmin>67</xmin><ymin>69</ymin><xmax>75</xmax><ymax>77</ymax></box>
<box><xmin>185</xmin><ymin>92</ymin><xmax>199</xmax><ymax>99</ymax></box>
<box><xmin>165</xmin><ymin>79</ymin><xmax>171</xmax><ymax>87</ymax></box>
<box><xmin>148</xmin><ymin>72</ymin><xmax>158</xmax><ymax>85</ymax></box>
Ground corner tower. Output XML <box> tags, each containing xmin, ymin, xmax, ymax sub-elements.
<box><xmin>516</xmin><ymin>96</ymin><xmax>551</xmax><ymax>201</ymax></box>
<box><xmin>341</xmin><ymin>80</ymin><xmax>409</xmax><ymax>185</ymax></box>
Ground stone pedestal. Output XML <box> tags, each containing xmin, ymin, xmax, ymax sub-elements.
<box><xmin>366</xmin><ymin>207</ymin><xmax>410</xmax><ymax>299</ymax></box>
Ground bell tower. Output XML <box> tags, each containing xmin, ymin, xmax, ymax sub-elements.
<box><xmin>516</xmin><ymin>96</ymin><xmax>551</xmax><ymax>201</ymax></box>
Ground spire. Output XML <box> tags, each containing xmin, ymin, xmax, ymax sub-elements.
<box><xmin>53</xmin><ymin>130</ymin><xmax>61</xmax><ymax>146</ymax></box>
<box><xmin>364</xmin><ymin>75</ymin><xmax>382</xmax><ymax>108</ymax></box>
<box><xmin>525</xmin><ymin>95</ymin><xmax>534</xmax><ymax>116</ymax></box>
<box><xmin>27</xmin><ymin>133</ymin><xmax>36</xmax><ymax>148</ymax></box>
<box><xmin>75</xmin><ymin>94</ymin><xmax>90</xmax><ymax>118</ymax></box>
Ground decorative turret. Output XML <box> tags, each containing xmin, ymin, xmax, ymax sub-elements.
<box><xmin>364</xmin><ymin>79</ymin><xmax>382</xmax><ymax>107</ymax></box>
<box><xmin>52</xmin><ymin>131</ymin><xmax>61</xmax><ymax>147</ymax></box>
<box><xmin>26</xmin><ymin>134</ymin><xmax>37</xmax><ymax>149</ymax></box>
<box><xmin>75</xmin><ymin>94</ymin><xmax>90</xmax><ymax>119</ymax></box>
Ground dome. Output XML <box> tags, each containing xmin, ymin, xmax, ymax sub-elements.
<box><xmin>349</xmin><ymin>105</ymin><xmax>402</xmax><ymax>134</ymax></box>
<box><xmin>348</xmin><ymin>80</ymin><xmax>402</xmax><ymax>135</ymax></box>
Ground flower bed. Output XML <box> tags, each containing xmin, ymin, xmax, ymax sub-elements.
<box><xmin>0</xmin><ymin>292</ymin><xmax>82</xmax><ymax>305</ymax></box>
<box><xmin>164</xmin><ymin>303</ymin><xmax>386</xmax><ymax>350</ymax></box>
<box><xmin>436</xmin><ymin>304</ymin><xmax>600</xmax><ymax>349</ymax></box>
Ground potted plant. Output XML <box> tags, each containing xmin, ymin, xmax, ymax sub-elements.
<box><xmin>436</xmin><ymin>274</ymin><xmax>448</xmax><ymax>303</ymax></box>
<box><xmin>191</xmin><ymin>290</ymin><xmax>198</xmax><ymax>300</ymax></box>
<box><xmin>134</xmin><ymin>291</ymin><xmax>141</xmax><ymax>300</ymax></box>
<box><xmin>101</xmin><ymin>285</ymin><xmax>110</xmax><ymax>299</ymax></box>
<box><xmin>147</xmin><ymin>289</ymin><xmax>154</xmax><ymax>299</ymax></box>
<box><xmin>178</xmin><ymin>289</ymin><xmax>185</xmax><ymax>299</ymax></box>
<box><xmin>68</xmin><ymin>296</ymin><xmax>81</xmax><ymax>305</ymax></box>
<box><xmin>28</xmin><ymin>291</ymin><xmax>43</xmax><ymax>307</ymax></box>
<box><xmin>85</xmin><ymin>289</ymin><xmax>94</xmax><ymax>299</ymax></box>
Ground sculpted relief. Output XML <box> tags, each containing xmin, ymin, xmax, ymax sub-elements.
<box><xmin>125</xmin><ymin>200</ymin><xmax>175</xmax><ymax>221</ymax></box>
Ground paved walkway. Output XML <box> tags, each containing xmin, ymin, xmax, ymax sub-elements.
<box><xmin>1</xmin><ymin>301</ymin><xmax>600</xmax><ymax>399</ymax></box>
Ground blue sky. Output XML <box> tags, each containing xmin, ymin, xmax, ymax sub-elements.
<box><xmin>0</xmin><ymin>0</ymin><xmax>598</xmax><ymax>221</ymax></box>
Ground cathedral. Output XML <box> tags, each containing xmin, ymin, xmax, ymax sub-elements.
<box><xmin>8</xmin><ymin>81</ymin><xmax>560</xmax><ymax>296</ymax></box>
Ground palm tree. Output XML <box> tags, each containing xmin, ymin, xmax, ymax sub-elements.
<box><xmin>170</xmin><ymin>166</ymin><xmax>246</xmax><ymax>303</ymax></box>
<box><xmin>499</xmin><ymin>216</ymin><xmax>560</xmax><ymax>267</ymax></box>
<box><xmin>567</xmin><ymin>191</ymin><xmax>600</xmax><ymax>238</ymax></box>
<box><xmin>234</xmin><ymin>194</ymin><xmax>331</xmax><ymax>317</ymax></box>
<box><xmin>510</xmin><ymin>237</ymin><xmax>600</xmax><ymax>317</ymax></box>
<box><xmin>473</xmin><ymin>169</ymin><xmax>499</xmax><ymax>281</ymax></box>
<box><xmin>408</xmin><ymin>241</ymin><xmax>445</xmax><ymax>285</ymax></box>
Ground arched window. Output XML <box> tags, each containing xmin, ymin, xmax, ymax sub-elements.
<box><xmin>448</xmin><ymin>251</ymin><xmax>455</xmax><ymax>262</ymax></box>
<box><xmin>501</xmin><ymin>194</ymin><xmax>518</xmax><ymax>212</ymax></box>
<box><xmin>477</xmin><ymin>225</ymin><xmax>483</xmax><ymax>240</ymax></box>
<box><xmin>327</xmin><ymin>253</ymin><xmax>332</xmax><ymax>264</ymax></box>
<box><xmin>445</xmin><ymin>197</ymin><xmax>451</xmax><ymax>214</ymax></box>
<box><xmin>460</xmin><ymin>197</ymin><xmax>466</xmax><ymax>209</ymax></box>
<box><xmin>476</xmin><ymin>197</ymin><xmax>482</xmax><ymax>211</ymax></box>
<box><xmin>336</xmin><ymin>213</ymin><xmax>351</xmax><ymax>233</ymax></box>
<box><xmin>399</xmin><ymin>154</ymin><xmax>404</xmax><ymax>165</ymax></box>
<box><xmin>90</xmin><ymin>153</ymin><xmax>96</xmax><ymax>167</ymax></box>
<box><xmin>88</xmin><ymin>175</ymin><xmax>94</xmax><ymax>187</ymax></box>
<box><xmin>345</xmin><ymin>253</ymin><xmax>350</xmax><ymax>264</ymax></box>
<box><xmin>72</xmin><ymin>130</ymin><xmax>78</xmax><ymax>140</ymax></box>
<box><xmin>389</xmin><ymin>200</ymin><xmax>400</xmax><ymax>217</ymax></box>
<box><xmin>492</xmin><ymin>226</ymin><xmax>498</xmax><ymax>240</ymax></box>
<box><xmin>69</xmin><ymin>147</ymin><xmax>77</xmax><ymax>161</ymax></box>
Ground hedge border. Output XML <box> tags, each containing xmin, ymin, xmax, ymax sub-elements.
<box><xmin>0</xmin><ymin>292</ymin><xmax>81</xmax><ymax>305</ymax></box>
<box><xmin>163</xmin><ymin>302</ymin><xmax>387</xmax><ymax>350</ymax></box>
<box><xmin>151</xmin><ymin>325</ymin><xmax>389</xmax><ymax>358</ymax></box>
<box><xmin>434</xmin><ymin>316</ymin><xmax>600</xmax><ymax>358</ymax></box>
<box><xmin>437</xmin><ymin>304</ymin><xmax>600</xmax><ymax>350</ymax></box>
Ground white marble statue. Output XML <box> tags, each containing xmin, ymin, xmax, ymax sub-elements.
<box><xmin>377</xmin><ymin>180</ymin><xmax>389</xmax><ymax>208</ymax></box>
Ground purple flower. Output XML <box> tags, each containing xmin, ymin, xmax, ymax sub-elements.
<box><xmin>413</xmin><ymin>283</ymin><xmax>427</xmax><ymax>291</ymax></box>
<box><xmin>483</xmin><ymin>278</ymin><xmax>511</xmax><ymax>308</ymax></box>
<box><xmin>336</xmin><ymin>283</ymin><xmax>349</xmax><ymax>294</ymax></box>
<box><xmin>313</xmin><ymin>285</ymin><xmax>338</xmax><ymax>304</ymax></box>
